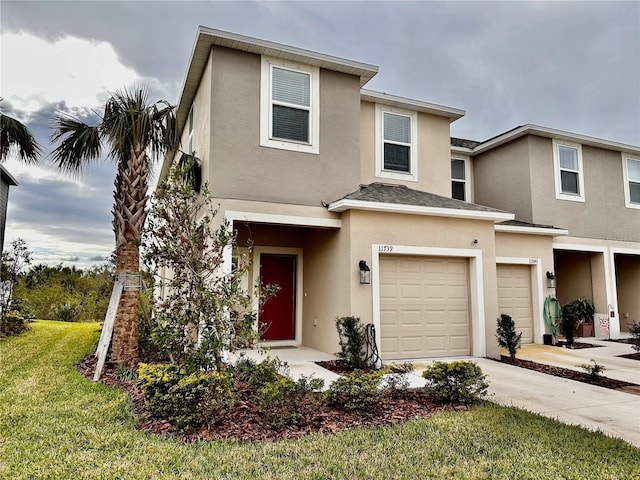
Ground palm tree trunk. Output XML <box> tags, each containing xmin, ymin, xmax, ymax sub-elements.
<box><xmin>110</xmin><ymin>150</ymin><xmax>148</xmax><ymax>367</ymax></box>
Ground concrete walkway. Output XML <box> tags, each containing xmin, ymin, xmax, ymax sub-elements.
<box><xmin>240</xmin><ymin>344</ymin><xmax>640</xmax><ymax>448</ymax></box>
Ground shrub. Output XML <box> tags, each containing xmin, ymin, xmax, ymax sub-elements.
<box><xmin>422</xmin><ymin>361</ymin><xmax>489</xmax><ymax>405</ymax></box>
<box><xmin>496</xmin><ymin>314</ymin><xmax>522</xmax><ymax>362</ymax></box>
<box><xmin>50</xmin><ymin>300</ymin><xmax>82</xmax><ymax>322</ymax></box>
<box><xmin>335</xmin><ymin>316</ymin><xmax>369</xmax><ymax>369</ymax></box>
<box><xmin>257</xmin><ymin>375</ymin><xmax>324</xmax><ymax>427</ymax></box>
<box><xmin>0</xmin><ymin>311</ymin><xmax>29</xmax><ymax>337</ymax></box>
<box><xmin>560</xmin><ymin>304</ymin><xmax>580</xmax><ymax>347</ymax></box>
<box><xmin>580</xmin><ymin>359</ymin><xmax>606</xmax><ymax>380</ymax></box>
<box><xmin>382</xmin><ymin>362</ymin><xmax>415</xmax><ymax>393</ymax></box>
<box><xmin>138</xmin><ymin>363</ymin><xmax>235</xmax><ymax>430</ymax></box>
<box><xmin>325</xmin><ymin>370</ymin><xmax>384</xmax><ymax>412</ymax></box>
<box><xmin>629</xmin><ymin>320</ymin><xmax>640</xmax><ymax>354</ymax></box>
<box><xmin>233</xmin><ymin>356</ymin><xmax>290</xmax><ymax>389</ymax></box>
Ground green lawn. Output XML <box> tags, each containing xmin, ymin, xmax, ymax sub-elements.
<box><xmin>1</xmin><ymin>321</ymin><xmax>638</xmax><ymax>479</ymax></box>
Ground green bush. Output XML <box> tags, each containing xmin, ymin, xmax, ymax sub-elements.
<box><xmin>382</xmin><ymin>362</ymin><xmax>415</xmax><ymax>393</ymax></box>
<box><xmin>422</xmin><ymin>361</ymin><xmax>489</xmax><ymax>405</ymax></box>
<box><xmin>138</xmin><ymin>363</ymin><xmax>235</xmax><ymax>430</ymax></box>
<box><xmin>496</xmin><ymin>313</ymin><xmax>522</xmax><ymax>361</ymax></box>
<box><xmin>629</xmin><ymin>320</ymin><xmax>640</xmax><ymax>354</ymax></box>
<box><xmin>257</xmin><ymin>375</ymin><xmax>324</xmax><ymax>427</ymax></box>
<box><xmin>580</xmin><ymin>359</ymin><xmax>606</xmax><ymax>380</ymax></box>
<box><xmin>50</xmin><ymin>300</ymin><xmax>82</xmax><ymax>322</ymax></box>
<box><xmin>335</xmin><ymin>316</ymin><xmax>369</xmax><ymax>369</ymax></box>
<box><xmin>0</xmin><ymin>311</ymin><xmax>29</xmax><ymax>337</ymax></box>
<box><xmin>325</xmin><ymin>370</ymin><xmax>384</xmax><ymax>412</ymax></box>
<box><xmin>233</xmin><ymin>356</ymin><xmax>289</xmax><ymax>388</ymax></box>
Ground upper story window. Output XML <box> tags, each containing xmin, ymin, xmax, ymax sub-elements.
<box><xmin>553</xmin><ymin>139</ymin><xmax>584</xmax><ymax>202</ymax></box>
<box><xmin>260</xmin><ymin>56</ymin><xmax>319</xmax><ymax>154</ymax></box>
<box><xmin>375</xmin><ymin>105</ymin><xmax>418</xmax><ymax>182</ymax></box>
<box><xmin>623</xmin><ymin>154</ymin><xmax>640</xmax><ymax>209</ymax></box>
<box><xmin>451</xmin><ymin>158</ymin><xmax>469</xmax><ymax>201</ymax></box>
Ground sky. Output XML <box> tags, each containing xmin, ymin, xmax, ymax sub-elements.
<box><xmin>1</xmin><ymin>0</ymin><xmax>639</xmax><ymax>268</ymax></box>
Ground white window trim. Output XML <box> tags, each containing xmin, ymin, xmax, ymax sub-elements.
<box><xmin>622</xmin><ymin>153</ymin><xmax>640</xmax><ymax>210</ymax></box>
<box><xmin>451</xmin><ymin>157</ymin><xmax>471</xmax><ymax>202</ymax></box>
<box><xmin>552</xmin><ymin>139</ymin><xmax>585</xmax><ymax>202</ymax></box>
<box><xmin>375</xmin><ymin>104</ymin><xmax>418</xmax><ymax>182</ymax></box>
<box><xmin>260</xmin><ymin>56</ymin><xmax>319</xmax><ymax>155</ymax></box>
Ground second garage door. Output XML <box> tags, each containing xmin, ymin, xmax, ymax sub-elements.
<box><xmin>379</xmin><ymin>255</ymin><xmax>471</xmax><ymax>359</ymax></box>
<box><xmin>497</xmin><ymin>264</ymin><xmax>533</xmax><ymax>343</ymax></box>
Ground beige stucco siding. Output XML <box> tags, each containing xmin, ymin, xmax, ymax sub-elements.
<box><xmin>615</xmin><ymin>253</ymin><xmax>640</xmax><ymax>332</ymax></box>
<box><xmin>528</xmin><ymin>137</ymin><xmax>640</xmax><ymax>242</ymax></box>
<box><xmin>473</xmin><ymin>137</ymin><xmax>533</xmax><ymax>222</ymax></box>
<box><xmin>207</xmin><ymin>45</ymin><xmax>361</xmax><ymax>206</ymax></box>
<box><xmin>359</xmin><ymin>100</ymin><xmax>453</xmax><ymax>196</ymax></box>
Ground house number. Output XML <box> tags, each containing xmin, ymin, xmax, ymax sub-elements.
<box><xmin>529</xmin><ymin>258</ymin><xmax>538</xmax><ymax>264</ymax></box>
<box><xmin>379</xmin><ymin>245</ymin><xmax>394</xmax><ymax>252</ymax></box>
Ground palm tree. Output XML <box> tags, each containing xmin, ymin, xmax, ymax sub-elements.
<box><xmin>51</xmin><ymin>87</ymin><xmax>180</xmax><ymax>367</ymax></box>
<box><xmin>0</xmin><ymin>101</ymin><xmax>41</xmax><ymax>163</ymax></box>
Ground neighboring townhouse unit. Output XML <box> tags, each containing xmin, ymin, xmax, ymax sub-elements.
<box><xmin>0</xmin><ymin>165</ymin><xmax>18</xmax><ymax>255</ymax></box>
<box><xmin>161</xmin><ymin>27</ymin><xmax>639</xmax><ymax>362</ymax></box>
<box><xmin>453</xmin><ymin>126</ymin><xmax>640</xmax><ymax>336</ymax></box>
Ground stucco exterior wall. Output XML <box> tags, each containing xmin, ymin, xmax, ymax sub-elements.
<box><xmin>473</xmin><ymin>137</ymin><xmax>533</xmax><ymax>222</ymax></box>
<box><xmin>207</xmin><ymin>45</ymin><xmax>361</xmax><ymax>206</ymax></box>
<box><xmin>615</xmin><ymin>254</ymin><xmax>640</xmax><ymax>332</ymax></box>
<box><xmin>528</xmin><ymin>137</ymin><xmax>640</xmax><ymax>242</ymax></box>
<box><xmin>359</xmin><ymin>100</ymin><xmax>453</xmax><ymax>196</ymax></box>
<box><xmin>553</xmin><ymin>250</ymin><xmax>595</xmax><ymax>307</ymax></box>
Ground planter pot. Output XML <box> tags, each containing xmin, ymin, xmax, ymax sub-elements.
<box><xmin>577</xmin><ymin>323</ymin><xmax>593</xmax><ymax>337</ymax></box>
<box><xmin>543</xmin><ymin>334</ymin><xmax>553</xmax><ymax>345</ymax></box>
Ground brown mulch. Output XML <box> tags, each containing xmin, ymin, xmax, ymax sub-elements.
<box><xmin>618</xmin><ymin>352</ymin><xmax>640</xmax><ymax>361</ymax></box>
<box><xmin>553</xmin><ymin>340</ymin><xmax>601</xmax><ymax>349</ymax></box>
<box><xmin>78</xmin><ymin>355</ymin><xmax>455</xmax><ymax>443</ymax></box>
<box><xmin>499</xmin><ymin>355</ymin><xmax>640</xmax><ymax>395</ymax></box>
<box><xmin>316</xmin><ymin>359</ymin><xmax>377</xmax><ymax>375</ymax></box>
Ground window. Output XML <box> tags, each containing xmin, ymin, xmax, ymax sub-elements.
<box><xmin>260</xmin><ymin>57</ymin><xmax>319</xmax><ymax>154</ymax></box>
<box><xmin>553</xmin><ymin>139</ymin><xmax>584</xmax><ymax>202</ymax></box>
<box><xmin>623</xmin><ymin>154</ymin><xmax>640</xmax><ymax>209</ymax></box>
<box><xmin>375</xmin><ymin>105</ymin><xmax>418</xmax><ymax>181</ymax></box>
<box><xmin>451</xmin><ymin>158</ymin><xmax>468</xmax><ymax>201</ymax></box>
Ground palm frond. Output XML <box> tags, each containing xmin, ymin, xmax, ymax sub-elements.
<box><xmin>50</xmin><ymin>115</ymin><xmax>101</xmax><ymax>174</ymax></box>
<box><xmin>0</xmin><ymin>113</ymin><xmax>41</xmax><ymax>164</ymax></box>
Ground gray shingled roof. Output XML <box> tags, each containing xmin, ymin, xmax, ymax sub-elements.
<box><xmin>451</xmin><ymin>137</ymin><xmax>481</xmax><ymax>149</ymax></box>
<box><xmin>498</xmin><ymin>219</ymin><xmax>566</xmax><ymax>230</ymax></box>
<box><xmin>334</xmin><ymin>183</ymin><xmax>509</xmax><ymax>213</ymax></box>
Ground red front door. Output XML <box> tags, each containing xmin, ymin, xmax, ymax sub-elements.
<box><xmin>259</xmin><ymin>254</ymin><xmax>296</xmax><ymax>341</ymax></box>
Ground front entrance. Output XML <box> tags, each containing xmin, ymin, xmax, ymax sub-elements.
<box><xmin>259</xmin><ymin>253</ymin><xmax>297</xmax><ymax>341</ymax></box>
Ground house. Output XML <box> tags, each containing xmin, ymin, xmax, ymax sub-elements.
<box><xmin>160</xmin><ymin>27</ymin><xmax>640</xmax><ymax>361</ymax></box>
<box><xmin>0</xmin><ymin>165</ymin><xmax>18</xmax><ymax>255</ymax></box>
<box><xmin>452</xmin><ymin>126</ymin><xmax>640</xmax><ymax>336</ymax></box>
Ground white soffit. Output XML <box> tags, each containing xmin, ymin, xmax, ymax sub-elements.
<box><xmin>495</xmin><ymin>224</ymin><xmax>569</xmax><ymax>236</ymax></box>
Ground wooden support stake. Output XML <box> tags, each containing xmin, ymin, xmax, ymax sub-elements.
<box><xmin>93</xmin><ymin>280</ymin><xmax>124</xmax><ymax>381</ymax></box>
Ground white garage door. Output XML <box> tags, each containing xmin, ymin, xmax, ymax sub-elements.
<box><xmin>497</xmin><ymin>264</ymin><xmax>533</xmax><ymax>343</ymax></box>
<box><xmin>379</xmin><ymin>255</ymin><xmax>470</xmax><ymax>359</ymax></box>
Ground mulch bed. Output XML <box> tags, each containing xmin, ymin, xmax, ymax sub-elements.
<box><xmin>553</xmin><ymin>341</ymin><xmax>601</xmax><ymax>349</ymax></box>
<box><xmin>78</xmin><ymin>355</ymin><xmax>456</xmax><ymax>443</ymax></box>
<box><xmin>316</xmin><ymin>359</ymin><xmax>377</xmax><ymax>375</ymax></box>
<box><xmin>499</xmin><ymin>356</ymin><xmax>640</xmax><ymax>395</ymax></box>
<box><xmin>618</xmin><ymin>352</ymin><xmax>640</xmax><ymax>360</ymax></box>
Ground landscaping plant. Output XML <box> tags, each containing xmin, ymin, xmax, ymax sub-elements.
<box><xmin>629</xmin><ymin>320</ymin><xmax>640</xmax><ymax>354</ymax></box>
<box><xmin>422</xmin><ymin>361</ymin><xmax>489</xmax><ymax>404</ymax></box>
<box><xmin>579</xmin><ymin>359</ymin><xmax>606</xmax><ymax>380</ymax></box>
<box><xmin>335</xmin><ymin>315</ymin><xmax>369</xmax><ymax>369</ymax></box>
<box><xmin>560</xmin><ymin>303</ymin><xmax>580</xmax><ymax>347</ymax></box>
<box><xmin>382</xmin><ymin>362</ymin><xmax>415</xmax><ymax>394</ymax></box>
<box><xmin>325</xmin><ymin>370</ymin><xmax>384</xmax><ymax>412</ymax></box>
<box><xmin>256</xmin><ymin>375</ymin><xmax>324</xmax><ymax>427</ymax></box>
<box><xmin>496</xmin><ymin>313</ymin><xmax>522</xmax><ymax>362</ymax></box>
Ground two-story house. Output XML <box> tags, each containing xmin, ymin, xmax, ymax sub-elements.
<box><xmin>452</xmin><ymin>126</ymin><xmax>640</xmax><ymax>336</ymax></box>
<box><xmin>160</xmin><ymin>27</ymin><xmax>639</xmax><ymax>361</ymax></box>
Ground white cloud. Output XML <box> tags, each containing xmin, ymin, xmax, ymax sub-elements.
<box><xmin>1</xmin><ymin>32</ymin><xmax>140</xmax><ymax>115</ymax></box>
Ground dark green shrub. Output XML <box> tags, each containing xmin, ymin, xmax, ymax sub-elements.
<box><xmin>233</xmin><ymin>356</ymin><xmax>290</xmax><ymax>388</ymax></box>
<box><xmin>325</xmin><ymin>370</ymin><xmax>384</xmax><ymax>412</ymax></box>
<box><xmin>335</xmin><ymin>316</ymin><xmax>369</xmax><ymax>369</ymax></box>
<box><xmin>496</xmin><ymin>313</ymin><xmax>522</xmax><ymax>361</ymax></box>
<box><xmin>0</xmin><ymin>311</ymin><xmax>29</xmax><ymax>337</ymax></box>
<box><xmin>50</xmin><ymin>300</ymin><xmax>82</xmax><ymax>322</ymax></box>
<box><xmin>580</xmin><ymin>359</ymin><xmax>606</xmax><ymax>380</ymax></box>
<box><xmin>382</xmin><ymin>362</ymin><xmax>415</xmax><ymax>393</ymax></box>
<box><xmin>560</xmin><ymin>304</ymin><xmax>580</xmax><ymax>347</ymax></box>
<box><xmin>257</xmin><ymin>375</ymin><xmax>324</xmax><ymax>427</ymax></box>
<box><xmin>422</xmin><ymin>361</ymin><xmax>489</xmax><ymax>405</ymax></box>
<box><xmin>138</xmin><ymin>363</ymin><xmax>235</xmax><ymax>430</ymax></box>
<box><xmin>629</xmin><ymin>321</ymin><xmax>640</xmax><ymax>354</ymax></box>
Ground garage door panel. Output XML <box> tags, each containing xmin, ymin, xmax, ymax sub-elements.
<box><xmin>497</xmin><ymin>264</ymin><xmax>533</xmax><ymax>344</ymax></box>
<box><xmin>380</xmin><ymin>255</ymin><xmax>470</xmax><ymax>359</ymax></box>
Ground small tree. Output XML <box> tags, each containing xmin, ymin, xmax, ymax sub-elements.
<box><xmin>335</xmin><ymin>316</ymin><xmax>369</xmax><ymax>369</ymax></box>
<box><xmin>0</xmin><ymin>238</ymin><xmax>32</xmax><ymax>315</ymax></box>
<box><xmin>496</xmin><ymin>313</ymin><xmax>522</xmax><ymax>362</ymax></box>
<box><xmin>560</xmin><ymin>303</ymin><xmax>580</xmax><ymax>347</ymax></box>
<box><xmin>143</xmin><ymin>158</ymin><xmax>272</xmax><ymax>371</ymax></box>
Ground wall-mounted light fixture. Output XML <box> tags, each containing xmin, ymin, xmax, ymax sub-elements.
<box><xmin>472</xmin><ymin>239</ymin><xmax>478</xmax><ymax>245</ymax></box>
<box><xmin>546</xmin><ymin>271</ymin><xmax>556</xmax><ymax>289</ymax></box>
<box><xmin>359</xmin><ymin>260</ymin><xmax>371</xmax><ymax>284</ymax></box>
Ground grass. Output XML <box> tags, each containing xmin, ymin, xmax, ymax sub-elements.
<box><xmin>1</xmin><ymin>321</ymin><xmax>638</xmax><ymax>479</ymax></box>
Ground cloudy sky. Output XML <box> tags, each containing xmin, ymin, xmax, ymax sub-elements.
<box><xmin>1</xmin><ymin>0</ymin><xmax>639</xmax><ymax>268</ymax></box>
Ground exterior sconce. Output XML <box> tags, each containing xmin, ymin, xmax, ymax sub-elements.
<box><xmin>546</xmin><ymin>271</ymin><xmax>556</xmax><ymax>289</ymax></box>
<box><xmin>359</xmin><ymin>260</ymin><xmax>371</xmax><ymax>285</ymax></box>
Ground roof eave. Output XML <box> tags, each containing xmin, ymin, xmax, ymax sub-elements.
<box><xmin>0</xmin><ymin>165</ymin><xmax>18</xmax><ymax>186</ymax></box>
<box><xmin>360</xmin><ymin>89</ymin><xmax>465</xmax><ymax>122</ymax></box>
<box><xmin>494</xmin><ymin>224</ymin><xmax>569</xmax><ymax>236</ymax></box>
<box><xmin>328</xmin><ymin>198</ymin><xmax>514</xmax><ymax>223</ymax></box>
